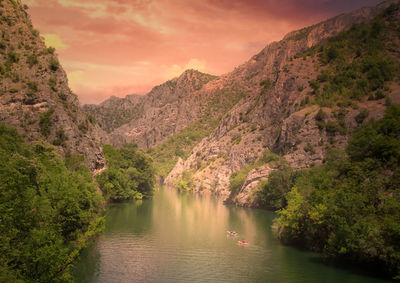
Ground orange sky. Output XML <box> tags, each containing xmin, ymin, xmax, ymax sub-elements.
<box><xmin>22</xmin><ymin>0</ymin><xmax>383</xmax><ymax>104</ymax></box>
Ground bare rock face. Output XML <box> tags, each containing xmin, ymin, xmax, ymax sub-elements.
<box><xmin>83</xmin><ymin>94</ymin><xmax>144</xmax><ymax>134</ymax></box>
<box><xmin>83</xmin><ymin>0</ymin><xmax>399</xmax><ymax>204</ymax></box>
<box><xmin>84</xmin><ymin>69</ymin><xmax>218</xmax><ymax>148</ymax></box>
<box><xmin>0</xmin><ymin>0</ymin><xmax>105</xmax><ymax>171</ymax></box>
<box><xmin>163</xmin><ymin>0</ymin><xmax>400</xmax><ymax>205</ymax></box>
<box><xmin>164</xmin><ymin>157</ymin><xmax>184</xmax><ymax>185</ymax></box>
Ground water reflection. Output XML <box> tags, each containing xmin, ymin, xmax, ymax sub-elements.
<box><xmin>73</xmin><ymin>188</ymin><xmax>390</xmax><ymax>283</ymax></box>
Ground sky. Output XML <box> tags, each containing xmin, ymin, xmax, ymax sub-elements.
<box><xmin>21</xmin><ymin>0</ymin><xmax>383</xmax><ymax>104</ymax></box>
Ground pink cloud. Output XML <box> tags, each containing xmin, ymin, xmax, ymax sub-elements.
<box><xmin>24</xmin><ymin>0</ymin><xmax>382</xmax><ymax>104</ymax></box>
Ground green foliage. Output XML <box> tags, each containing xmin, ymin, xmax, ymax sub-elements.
<box><xmin>354</xmin><ymin>109</ymin><xmax>370</xmax><ymax>124</ymax></box>
<box><xmin>53</xmin><ymin>128</ymin><xmax>67</xmax><ymax>146</ymax></box>
<box><xmin>228</xmin><ymin>153</ymin><xmax>281</xmax><ymax>201</ymax></box>
<box><xmin>260</xmin><ymin>78</ymin><xmax>274</xmax><ymax>95</ymax></box>
<box><xmin>175</xmin><ymin>171</ymin><xmax>194</xmax><ymax>192</ymax></box>
<box><xmin>7</xmin><ymin>51</ymin><xmax>19</xmax><ymax>63</ymax></box>
<box><xmin>58</xmin><ymin>92</ymin><xmax>67</xmax><ymax>101</ymax></box>
<box><xmin>229</xmin><ymin>168</ymin><xmax>249</xmax><ymax>195</ymax></box>
<box><xmin>97</xmin><ymin>144</ymin><xmax>155</xmax><ymax>201</ymax></box>
<box><xmin>49</xmin><ymin>58</ymin><xmax>59</xmax><ymax>71</ymax></box>
<box><xmin>314</xmin><ymin>108</ymin><xmax>327</xmax><ymax>122</ymax></box>
<box><xmin>277</xmin><ymin>105</ymin><xmax>400</xmax><ymax>278</ymax></box>
<box><xmin>256</xmin><ymin>164</ymin><xmax>295</xmax><ymax>210</ymax></box>
<box><xmin>148</xmin><ymin>118</ymin><xmax>219</xmax><ymax>177</ymax></box>
<box><xmin>48</xmin><ymin>77</ymin><xmax>57</xmax><ymax>91</ymax></box>
<box><xmin>39</xmin><ymin>107</ymin><xmax>55</xmax><ymax>137</ymax></box>
<box><xmin>303</xmin><ymin>143</ymin><xmax>315</xmax><ymax>154</ymax></box>
<box><xmin>0</xmin><ymin>123</ymin><xmax>104</xmax><ymax>282</ymax></box>
<box><xmin>26</xmin><ymin>54</ymin><xmax>38</xmax><ymax>68</ymax></box>
<box><xmin>312</xmin><ymin>10</ymin><xmax>400</xmax><ymax>106</ymax></box>
<box><xmin>309</xmin><ymin>80</ymin><xmax>320</xmax><ymax>94</ymax></box>
<box><xmin>46</xmin><ymin>47</ymin><xmax>55</xmax><ymax>54</ymax></box>
<box><xmin>27</xmin><ymin>81</ymin><xmax>38</xmax><ymax>93</ymax></box>
<box><xmin>260</xmin><ymin>150</ymin><xmax>281</xmax><ymax>164</ymax></box>
<box><xmin>78</xmin><ymin>121</ymin><xmax>88</xmax><ymax>134</ymax></box>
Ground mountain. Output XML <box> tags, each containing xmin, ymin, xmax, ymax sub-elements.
<box><xmin>84</xmin><ymin>69</ymin><xmax>218</xmax><ymax>147</ymax></box>
<box><xmin>163</xmin><ymin>0</ymin><xmax>400</xmax><ymax>203</ymax></box>
<box><xmin>83</xmin><ymin>94</ymin><xmax>144</xmax><ymax>133</ymax></box>
<box><xmin>84</xmin><ymin>0</ymin><xmax>400</xmax><ymax>204</ymax></box>
<box><xmin>0</xmin><ymin>0</ymin><xmax>106</xmax><ymax>172</ymax></box>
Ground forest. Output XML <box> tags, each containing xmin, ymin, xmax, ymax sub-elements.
<box><xmin>0</xmin><ymin>124</ymin><xmax>155</xmax><ymax>282</ymax></box>
<box><xmin>256</xmin><ymin>105</ymin><xmax>400</xmax><ymax>278</ymax></box>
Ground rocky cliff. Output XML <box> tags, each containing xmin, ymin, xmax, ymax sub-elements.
<box><xmin>84</xmin><ymin>69</ymin><xmax>218</xmax><ymax>148</ymax></box>
<box><xmin>0</xmin><ymin>0</ymin><xmax>106</xmax><ymax>172</ymax></box>
<box><xmin>164</xmin><ymin>0</ymin><xmax>400</xmax><ymax>205</ymax></box>
<box><xmin>85</xmin><ymin>0</ymin><xmax>400</xmax><ymax>204</ymax></box>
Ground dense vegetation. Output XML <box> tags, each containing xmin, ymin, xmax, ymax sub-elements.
<box><xmin>299</xmin><ymin>3</ymin><xmax>400</xmax><ymax>108</ymax></box>
<box><xmin>254</xmin><ymin>106</ymin><xmax>400</xmax><ymax>278</ymax></box>
<box><xmin>97</xmin><ymin>144</ymin><xmax>155</xmax><ymax>201</ymax></box>
<box><xmin>0</xmin><ymin>123</ymin><xmax>104</xmax><ymax>282</ymax></box>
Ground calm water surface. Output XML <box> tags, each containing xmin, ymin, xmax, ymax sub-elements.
<box><xmin>73</xmin><ymin>187</ymin><xmax>390</xmax><ymax>282</ymax></box>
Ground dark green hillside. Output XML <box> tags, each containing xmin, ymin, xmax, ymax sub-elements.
<box><xmin>277</xmin><ymin>105</ymin><xmax>400</xmax><ymax>279</ymax></box>
<box><xmin>0</xmin><ymin>123</ymin><xmax>104</xmax><ymax>282</ymax></box>
<box><xmin>300</xmin><ymin>3</ymin><xmax>400</xmax><ymax>108</ymax></box>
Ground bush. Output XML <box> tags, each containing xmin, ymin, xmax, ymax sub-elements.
<box><xmin>49</xmin><ymin>58</ymin><xmax>59</xmax><ymax>71</ymax></box>
<box><xmin>97</xmin><ymin>144</ymin><xmax>155</xmax><ymax>201</ymax></box>
<box><xmin>309</xmin><ymin>80</ymin><xmax>320</xmax><ymax>94</ymax></box>
<box><xmin>354</xmin><ymin>109</ymin><xmax>370</xmax><ymax>124</ymax></box>
<box><xmin>26</xmin><ymin>54</ymin><xmax>38</xmax><ymax>68</ymax></box>
<box><xmin>39</xmin><ymin>107</ymin><xmax>54</xmax><ymax>137</ymax></box>
<box><xmin>7</xmin><ymin>52</ymin><xmax>19</xmax><ymax>63</ymax></box>
<box><xmin>256</xmin><ymin>164</ymin><xmax>295</xmax><ymax>210</ymax></box>
<box><xmin>314</xmin><ymin>109</ymin><xmax>327</xmax><ymax>122</ymax></box>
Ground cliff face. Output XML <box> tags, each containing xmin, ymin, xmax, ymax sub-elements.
<box><xmin>84</xmin><ymin>0</ymin><xmax>400</xmax><ymax>204</ymax></box>
<box><xmin>83</xmin><ymin>94</ymin><xmax>144</xmax><ymax>134</ymax></box>
<box><xmin>84</xmin><ymin>70</ymin><xmax>218</xmax><ymax>148</ymax></box>
<box><xmin>0</xmin><ymin>0</ymin><xmax>105</xmax><ymax>172</ymax></box>
<box><xmin>163</xmin><ymin>0</ymin><xmax>400</xmax><ymax>204</ymax></box>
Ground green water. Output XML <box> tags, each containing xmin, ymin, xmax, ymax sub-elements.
<box><xmin>73</xmin><ymin>188</ymin><xmax>391</xmax><ymax>282</ymax></box>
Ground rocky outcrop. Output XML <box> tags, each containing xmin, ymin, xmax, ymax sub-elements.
<box><xmin>83</xmin><ymin>94</ymin><xmax>144</xmax><ymax>133</ymax></box>
<box><xmin>163</xmin><ymin>0</ymin><xmax>400</xmax><ymax>204</ymax></box>
<box><xmin>84</xmin><ymin>69</ymin><xmax>218</xmax><ymax>148</ymax></box>
<box><xmin>81</xmin><ymin>0</ymin><xmax>399</xmax><ymax>203</ymax></box>
<box><xmin>0</xmin><ymin>0</ymin><xmax>105</xmax><ymax>171</ymax></box>
<box><xmin>232</xmin><ymin>164</ymin><xmax>273</xmax><ymax>207</ymax></box>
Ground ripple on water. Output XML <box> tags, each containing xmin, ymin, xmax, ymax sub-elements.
<box><xmin>74</xmin><ymin>188</ymin><xmax>391</xmax><ymax>283</ymax></box>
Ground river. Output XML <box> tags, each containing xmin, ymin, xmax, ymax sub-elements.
<box><xmin>73</xmin><ymin>187</ymin><xmax>390</xmax><ymax>282</ymax></box>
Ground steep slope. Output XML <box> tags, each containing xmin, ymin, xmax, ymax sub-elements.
<box><xmin>0</xmin><ymin>0</ymin><xmax>105</xmax><ymax>171</ymax></box>
<box><xmin>83</xmin><ymin>94</ymin><xmax>144</xmax><ymax>133</ymax></box>
<box><xmin>164</xmin><ymin>0</ymin><xmax>400</xmax><ymax>203</ymax></box>
<box><xmin>83</xmin><ymin>69</ymin><xmax>218</xmax><ymax>147</ymax></box>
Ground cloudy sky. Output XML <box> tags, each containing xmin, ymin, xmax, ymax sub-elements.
<box><xmin>22</xmin><ymin>0</ymin><xmax>383</xmax><ymax>104</ymax></box>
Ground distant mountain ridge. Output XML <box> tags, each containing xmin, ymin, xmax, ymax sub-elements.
<box><xmin>83</xmin><ymin>69</ymin><xmax>217</xmax><ymax>137</ymax></box>
<box><xmin>84</xmin><ymin>0</ymin><xmax>400</xmax><ymax>204</ymax></box>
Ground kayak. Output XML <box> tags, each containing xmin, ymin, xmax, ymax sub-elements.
<box><xmin>227</xmin><ymin>231</ymin><xmax>238</xmax><ymax>236</ymax></box>
<box><xmin>238</xmin><ymin>240</ymin><xmax>248</xmax><ymax>246</ymax></box>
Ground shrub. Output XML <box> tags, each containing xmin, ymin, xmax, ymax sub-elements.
<box><xmin>39</xmin><ymin>108</ymin><xmax>54</xmax><ymax>137</ymax></box>
<box><xmin>355</xmin><ymin>109</ymin><xmax>370</xmax><ymax>124</ymax></box>
<box><xmin>27</xmin><ymin>54</ymin><xmax>38</xmax><ymax>67</ymax></box>
<box><xmin>309</xmin><ymin>80</ymin><xmax>320</xmax><ymax>94</ymax></box>
<box><xmin>314</xmin><ymin>109</ymin><xmax>327</xmax><ymax>122</ymax></box>
<box><xmin>49</xmin><ymin>58</ymin><xmax>59</xmax><ymax>71</ymax></box>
